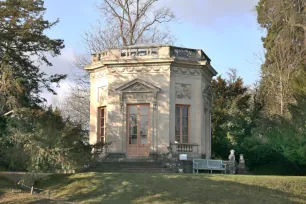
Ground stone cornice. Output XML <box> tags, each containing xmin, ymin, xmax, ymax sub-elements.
<box><xmin>87</xmin><ymin>58</ymin><xmax>217</xmax><ymax>78</ymax></box>
<box><xmin>85</xmin><ymin>58</ymin><xmax>212</xmax><ymax>70</ymax></box>
<box><xmin>108</xmin><ymin>66</ymin><xmax>170</xmax><ymax>73</ymax></box>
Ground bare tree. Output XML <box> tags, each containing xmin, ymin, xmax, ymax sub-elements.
<box><xmin>261</xmin><ymin>37</ymin><xmax>305</xmax><ymax>116</ymax></box>
<box><xmin>86</xmin><ymin>0</ymin><xmax>176</xmax><ymax>53</ymax></box>
<box><xmin>61</xmin><ymin>0</ymin><xmax>176</xmax><ymax>127</ymax></box>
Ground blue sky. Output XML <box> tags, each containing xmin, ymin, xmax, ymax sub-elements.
<box><xmin>43</xmin><ymin>0</ymin><xmax>265</xmax><ymax>101</ymax></box>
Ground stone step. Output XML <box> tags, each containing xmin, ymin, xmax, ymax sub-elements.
<box><xmin>105</xmin><ymin>153</ymin><xmax>126</xmax><ymax>159</ymax></box>
<box><xmin>97</xmin><ymin>162</ymin><xmax>165</xmax><ymax>168</ymax></box>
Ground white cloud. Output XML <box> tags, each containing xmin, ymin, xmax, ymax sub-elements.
<box><xmin>38</xmin><ymin>47</ymin><xmax>79</xmax><ymax>105</ymax></box>
<box><xmin>159</xmin><ymin>0</ymin><xmax>259</xmax><ymax>26</ymax></box>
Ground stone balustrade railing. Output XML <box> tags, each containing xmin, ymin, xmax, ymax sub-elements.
<box><xmin>91</xmin><ymin>45</ymin><xmax>210</xmax><ymax>63</ymax></box>
<box><xmin>170</xmin><ymin>143</ymin><xmax>199</xmax><ymax>153</ymax></box>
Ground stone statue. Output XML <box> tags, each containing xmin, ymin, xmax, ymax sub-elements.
<box><xmin>228</xmin><ymin>149</ymin><xmax>235</xmax><ymax>161</ymax></box>
<box><xmin>237</xmin><ymin>154</ymin><xmax>246</xmax><ymax>174</ymax></box>
<box><xmin>239</xmin><ymin>154</ymin><xmax>245</xmax><ymax>164</ymax></box>
<box><xmin>228</xmin><ymin>149</ymin><xmax>236</xmax><ymax>174</ymax></box>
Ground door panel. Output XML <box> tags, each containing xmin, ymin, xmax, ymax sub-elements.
<box><xmin>127</xmin><ymin>104</ymin><xmax>150</xmax><ymax>156</ymax></box>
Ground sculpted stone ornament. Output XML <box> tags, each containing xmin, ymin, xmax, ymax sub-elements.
<box><xmin>125</xmin><ymin>93</ymin><xmax>151</xmax><ymax>101</ymax></box>
<box><xmin>176</xmin><ymin>84</ymin><xmax>191</xmax><ymax>99</ymax></box>
<box><xmin>228</xmin><ymin>149</ymin><xmax>236</xmax><ymax>174</ymax></box>
<box><xmin>237</xmin><ymin>154</ymin><xmax>246</xmax><ymax>174</ymax></box>
<box><xmin>98</xmin><ymin>86</ymin><xmax>108</xmax><ymax>103</ymax></box>
<box><xmin>129</xmin><ymin>82</ymin><xmax>148</xmax><ymax>91</ymax></box>
<box><xmin>171</xmin><ymin>67</ymin><xmax>202</xmax><ymax>76</ymax></box>
<box><xmin>90</xmin><ymin>70</ymin><xmax>107</xmax><ymax>79</ymax></box>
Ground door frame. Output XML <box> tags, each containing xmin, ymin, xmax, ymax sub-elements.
<box><xmin>126</xmin><ymin>103</ymin><xmax>150</xmax><ymax>156</ymax></box>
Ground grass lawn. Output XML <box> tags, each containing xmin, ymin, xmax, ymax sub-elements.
<box><xmin>1</xmin><ymin>173</ymin><xmax>306</xmax><ymax>204</ymax></box>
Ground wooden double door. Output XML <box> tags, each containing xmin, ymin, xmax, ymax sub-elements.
<box><xmin>127</xmin><ymin>104</ymin><xmax>150</xmax><ymax>156</ymax></box>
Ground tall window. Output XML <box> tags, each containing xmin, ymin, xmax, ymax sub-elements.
<box><xmin>98</xmin><ymin>107</ymin><xmax>106</xmax><ymax>143</ymax></box>
<box><xmin>175</xmin><ymin>105</ymin><xmax>189</xmax><ymax>143</ymax></box>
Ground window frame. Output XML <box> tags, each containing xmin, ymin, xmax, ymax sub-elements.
<box><xmin>98</xmin><ymin>106</ymin><xmax>106</xmax><ymax>143</ymax></box>
<box><xmin>175</xmin><ymin>104</ymin><xmax>190</xmax><ymax>144</ymax></box>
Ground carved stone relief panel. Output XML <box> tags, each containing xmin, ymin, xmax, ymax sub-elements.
<box><xmin>171</xmin><ymin>67</ymin><xmax>201</xmax><ymax>76</ymax></box>
<box><xmin>98</xmin><ymin>86</ymin><xmax>108</xmax><ymax>103</ymax></box>
<box><xmin>124</xmin><ymin>93</ymin><xmax>154</xmax><ymax>101</ymax></box>
<box><xmin>176</xmin><ymin>83</ymin><xmax>191</xmax><ymax>99</ymax></box>
<box><xmin>108</xmin><ymin>66</ymin><xmax>169</xmax><ymax>73</ymax></box>
<box><xmin>90</xmin><ymin>70</ymin><xmax>107</xmax><ymax>79</ymax></box>
<box><xmin>124</xmin><ymin>82</ymin><xmax>150</xmax><ymax>91</ymax></box>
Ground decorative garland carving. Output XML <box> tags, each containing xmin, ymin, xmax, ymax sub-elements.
<box><xmin>107</xmin><ymin>66</ymin><xmax>169</xmax><ymax>73</ymax></box>
<box><xmin>124</xmin><ymin>93</ymin><xmax>153</xmax><ymax>101</ymax></box>
<box><xmin>171</xmin><ymin>67</ymin><xmax>202</xmax><ymax>75</ymax></box>
<box><xmin>92</xmin><ymin>67</ymin><xmax>204</xmax><ymax>75</ymax></box>
<box><xmin>176</xmin><ymin>84</ymin><xmax>191</xmax><ymax>99</ymax></box>
<box><xmin>90</xmin><ymin>70</ymin><xmax>107</xmax><ymax>79</ymax></box>
<box><xmin>127</xmin><ymin>82</ymin><xmax>148</xmax><ymax>91</ymax></box>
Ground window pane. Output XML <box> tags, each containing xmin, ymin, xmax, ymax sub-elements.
<box><xmin>101</xmin><ymin>108</ymin><xmax>104</xmax><ymax>117</ymax></box>
<box><xmin>140</xmin><ymin>115</ymin><xmax>148</xmax><ymax>135</ymax></box>
<box><xmin>101</xmin><ymin>127</ymin><xmax>104</xmax><ymax>136</ymax></box>
<box><xmin>129</xmin><ymin>115</ymin><xmax>137</xmax><ymax>126</ymax></box>
<box><xmin>129</xmin><ymin>126</ymin><xmax>137</xmax><ymax>134</ymax></box>
<box><xmin>182</xmin><ymin>107</ymin><xmax>188</xmax><ymax>117</ymax></box>
<box><xmin>175</xmin><ymin>125</ymin><xmax>180</xmax><ymax>135</ymax></box>
<box><xmin>140</xmin><ymin>105</ymin><xmax>149</xmax><ymax>115</ymax></box>
<box><xmin>175</xmin><ymin>116</ymin><xmax>180</xmax><ymax>126</ymax></box>
<box><xmin>175</xmin><ymin>107</ymin><xmax>180</xmax><ymax>117</ymax></box>
<box><xmin>129</xmin><ymin>105</ymin><xmax>137</xmax><ymax>114</ymax></box>
<box><xmin>101</xmin><ymin>118</ymin><xmax>104</xmax><ymax>127</ymax></box>
<box><xmin>182</xmin><ymin>136</ymin><xmax>188</xmax><ymax>143</ymax></box>
<box><xmin>182</xmin><ymin>126</ymin><xmax>188</xmax><ymax>135</ymax></box>
<box><xmin>101</xmin><ymin>136</ymin><xmax>105</xmax><ymax>142</ymax></box>
<box><xmin>175</xmin><ymin>136</ymin><xmax>180</xmax><ymax>143</ymax></box>
<box><xmin>182</xmin><ymin>117</ymin><xmax>188</xmax><ymax>127</ymax></box>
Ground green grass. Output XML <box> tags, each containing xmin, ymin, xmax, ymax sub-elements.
<box><xmin>0</xmin><ymin>176</ymin><xmax>59</xmax><ymax>203</ymax></box>
<box><xmin>1</xmin><ymin>173</ymin><xmax>306</xmax><ymax>204</ymax></box>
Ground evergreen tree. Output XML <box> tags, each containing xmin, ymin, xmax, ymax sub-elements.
<box><xmin>256</xmin><ymin>0</ymin><xmax>306</xmax><ymax>117</ymax></box>
<box><xmin>0</xmin><ymin>0</ymin><xmax>66</xmax><ymax>170</ymax></box>
<box><xmin>211</xmin><ymin>69</ymin><xmax>254</xmax><ymax>159</ymax></box>
<box><xmin>0</xmin><ymin>0</ymin><xmax>66</xmax><ymax>115</ymax></box>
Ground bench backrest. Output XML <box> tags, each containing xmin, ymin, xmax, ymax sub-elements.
<box><xmin>207</xmin><ymin>160</ymin><xmax>223</xmax><ymax>169</ymax></box>
<box><xmin>193</xmin><ymin>159</ymin><xmax>208</xmax><ymax>168</ymax></box>
<box><xmin>193</xmin><ymin>159</ymin><xmax>223</xmax><ymax>169</ymax></box>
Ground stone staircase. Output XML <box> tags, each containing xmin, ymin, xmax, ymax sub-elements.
<box><xmin>86</xmin><ymin>153</ymin><xmax>174</xmax><ymax>173</ymax></box>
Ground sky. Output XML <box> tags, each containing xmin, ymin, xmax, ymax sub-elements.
<box><xmin>42</xmin><ymin>0</ymin><xmax>265</xmax><ymax>103</ymax></box>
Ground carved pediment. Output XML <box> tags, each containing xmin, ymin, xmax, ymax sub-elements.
<box><xmin>115</xmin><ymin>78</ymin><xmax>161</xmax><ymax>93</ymax></box>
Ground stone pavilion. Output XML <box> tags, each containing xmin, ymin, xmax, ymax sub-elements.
<box><xmin>85</xmin><ymin>44</ymin><xmax>217</xmax><ymax>159</ymax></box>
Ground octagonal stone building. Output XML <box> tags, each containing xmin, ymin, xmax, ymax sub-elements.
<box><xmin>85</xmin><ymin>44</ymin><xmax>217</xmax><ymax>159</ymax></box>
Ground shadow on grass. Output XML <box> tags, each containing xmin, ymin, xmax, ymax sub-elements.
<box><xmin>38</xmin><ymin>173</ymin><xmax>306</xmax><ymax>204</ymax></box>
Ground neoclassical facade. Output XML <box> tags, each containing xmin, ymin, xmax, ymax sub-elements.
<box><xmin>85</xmin><ymin>44</ymin><xmax>217</xmax><ymax>158</ymax></box>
